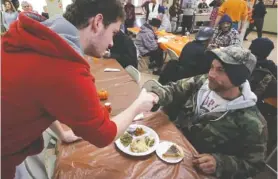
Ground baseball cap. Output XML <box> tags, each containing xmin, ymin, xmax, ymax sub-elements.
<box><xmin>207</xmin><ymin>46</ymin><xmax>257</xmax><ymax>74</ymax></box>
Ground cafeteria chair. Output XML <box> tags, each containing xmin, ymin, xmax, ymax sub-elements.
<box><xmin>23</xmin><ymin>129</ymin><xmax>59</xmax><ymax>179</ymax></box>
<box><xmin>125</xmin><ymin>65</ymin><xmax>141</xmax><ymax>84</ymax></box>
<box><xmin>266</xmin><ymin>146</ymin><xmax>277</xmax><ymax>175</ymax></box>
<box><xmin>167</xmin><ymin>48</ymin><xmax>179</xmax><ymax>61</ymax></box>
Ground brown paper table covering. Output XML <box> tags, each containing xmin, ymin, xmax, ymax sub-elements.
<box><xmin>54</xmin><ymin>59</ymin><xmax>214</xmax><ymax>179</ymax></box>
<box><xmin>89</xmin><ymin>58</ymin><xmax>140</xmax><ymax>116</ymax></box>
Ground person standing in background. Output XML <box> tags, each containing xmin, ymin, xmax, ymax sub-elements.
<box><xmin>29</xmin><ymin>3</ymin><xmax>38</xmax><ymax>13</ymax></box>
<box><xmin>20</xmin><ymin>1</ymin><xmax>30</xmax><ymax>12</ymax></box>
<box><xmin>41</xmin><ymin>5</ymin><xmax>49</xmax><ymax>19</ymax></box>
<box><xmin>124</xmin><ymin>0</ymin><xmax>135</xmax><ymax>33</ymax></box>
<box><xmin>181</xmin><ymin>0</ymin><xmax>197</xmax><ymax>34</ymax></box>
<box><xmin>244</xmin><ymin>0</ymin><xmax>267</xmax><ymax>40</ymax></box>
<box><xmin>158</xmin><ymin>11</ymin><xmax>172</xmax><ymax>32</ymax></box>
<box><xmin>197</xmin><ymin>0</ymin><xmax>209</xmax><ymax>13</ymax></box>
<box><xmin>146</xmin><ymin>0</ymin><xmax>164</xmax><ymax>22</ymax></box>
<box><xmin>141</xmin><ymin>0</ymin><xmax>150</xmax><ymax>17</ymax></box>
<box><xmin>169</xmin><ymin>0</ymin><xmax>182</xmax><ymax>32</ymax></box>
<box><xmin>2</xmin><ymin>0</ymin><xmax>18</xmax><ymax>30</ymax></box>
<box><xmin>161</xmin><ymin>0</ymin><xmax>169</xmax><ymax>14</ymax></box>
<box><xmin>209</xmin><ymin>0</ymin><xmax>223</xmax><ymax>27</ymax></box>
<box><xmin>214</xmin><ymin>0</ymin><xmax>248</xmax><ymax>34</ymax></box>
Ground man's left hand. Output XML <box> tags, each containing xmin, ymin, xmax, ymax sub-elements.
<box><xmin>192</xmin><ymin>154</ymin><xmax>217</xmax><ymax>174</ymax></box>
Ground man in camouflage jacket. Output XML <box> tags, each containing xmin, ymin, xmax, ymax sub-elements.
<box><xmin>144</xmin><ymin>46</ymin><xmax>268</xmax><ymax>179</ymax></box>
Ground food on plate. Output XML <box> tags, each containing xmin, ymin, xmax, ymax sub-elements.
<box><xmin>120</xmin><ymin>133</ymin><xmax>133</xmax><ymax>147</ymax></box>
<box><xmin>130</xmin><ymin>138</ymin><xmax>149</xmax><ymax>153</ymax></box>
<box><xmin>162</xmin><ymin>144</ymin><xmax>184</xmax><ymax>158</ymax></box>
<box><xmin>134</xmin><ymin>127</ymin><xmax>145</xmax><ymax>136</ymax></box>
<box><xmin>127</xmin><ymin>127</ymin><xmax>146</xmax><ymax>136</ymax></box>
<box><xmin>145</xmin><ymin>136</ymin><xmax>155</xmax><ymax>147</ymax></box>
<box><xmin>130</xmin><ymin>136</ymin><xmax>156</xmax><ymax>153</ymax></box>
<box><xmin>98</xmin><ymin>89</ymin><xmax>108</xmax><ymax>100</ymax></box>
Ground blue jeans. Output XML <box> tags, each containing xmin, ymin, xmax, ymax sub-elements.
<box><xmin>232</xmin><ymin>22</ymin><xmax>239</xmax><ymax>30</ymax></box>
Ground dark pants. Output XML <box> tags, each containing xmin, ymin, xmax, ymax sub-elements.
<box><xmin>144</xmin><ymin>48</ymin><xmax>164</xmax><ymax>67</ymax></box>
<box><xmin>182</xmin><ymin>15</ymin><xmax>193</xmax><ymax>35</ymax></box>
<box><xmin>124</xmin><ymin>19</ymin><xmax>134</xmax><ymax>33</ymax></box>
<box><xmin>244</xmin><ymin>18</ymin><xmax>264</xmax><ymax>39</ymax></box>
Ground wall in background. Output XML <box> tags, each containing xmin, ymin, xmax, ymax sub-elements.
<box><xmin>263</xmin><ymin>8</ymin><xmax>277</xmax><ymax>33</ymax></box>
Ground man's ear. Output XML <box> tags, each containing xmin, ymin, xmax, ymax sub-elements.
<box><xmin>88</xmin><ymin>14</ymin><xmax>104</xmax><ymax>33</ymax></box>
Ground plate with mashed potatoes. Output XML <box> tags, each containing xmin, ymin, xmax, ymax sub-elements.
<box><xmin>115</xmin><ymin>124</ymin><xmax>159</xmax><ymax>156</ymax></box>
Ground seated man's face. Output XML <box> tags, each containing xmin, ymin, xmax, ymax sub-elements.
<box><xmin>208</xmin><ymin>60</ymin><xmax>234</xmax><ymax>92</ymax></box>
<box><xmin>220</xmin><ymin>22</ymin><xmax>231</xmax><ymax>32</ymax></box>
<box><xmin>152</xmin><ymin>26</ymin><xmax>159</xmax><ymax>32</ymax></box>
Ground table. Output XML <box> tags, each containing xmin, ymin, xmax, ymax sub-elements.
<box><xmin>192</xmin><ymin>13</ymin><xmax>211</xmax><ymax>32</ymax></box>
<box><xmin>53</xmin><ymin>59</ymin><xmax>213</xmax><ymax>179</ymax></box>
<box><xmin>88</xmin><ymin>58</ymin><xmax>140</xmax><ymax>116</ymax></box>
<box><xmin>127</xmin><ymin>27</ymin><xmax>190</xmax><ymax>56</ymax></box>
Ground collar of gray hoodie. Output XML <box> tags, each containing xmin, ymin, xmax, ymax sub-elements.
<box><xmin>196</xmin><ymin>79</ymin><xmax>258</xmax><ymax>113</ymax></box>
<box><xmin>41</xmin><ymin>15</ymin><xmax>84</xmax><ymax>57</ymax></box>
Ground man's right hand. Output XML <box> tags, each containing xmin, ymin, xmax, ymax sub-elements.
<box><xmin>133</xmin><ymin>88</ymin><xmax>159</xmax><ymax>113</ymax></box>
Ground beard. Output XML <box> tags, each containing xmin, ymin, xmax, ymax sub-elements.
<box><xmin>208</xmin><ymin>79</ymin><xmax>225</xmax><ymax>92</ymax></box>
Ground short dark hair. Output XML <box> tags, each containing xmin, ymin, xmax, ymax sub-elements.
<box><xmin>63</xmin><ymin>0</ymin><xmax>125</xmax><ymax>29</ymax></box>
<box><xmin>149</xmin><ymin>18</ymin><xmax>161</xmax><ymax>28</ymax></box>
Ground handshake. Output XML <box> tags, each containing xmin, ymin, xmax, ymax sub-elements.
<box><xmin>133</xmin><ymin>80</ymin><xmax>162</xmax><ymax>113</ymax></box>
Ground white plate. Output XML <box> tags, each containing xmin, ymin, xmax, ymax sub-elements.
<box><xmin>115</xmin><ymin>124</ymin><xmax>160</xmax><ymax>156</ymax></box>
<box><xmin>156</xmin><ymin>141</ymin><xmax>184</xmax><ymax>164</ymax></box>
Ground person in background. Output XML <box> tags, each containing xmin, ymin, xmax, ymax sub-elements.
<box><xmin>104</xmin><ymin>25</ymin><xmax>138</xmax><ymax>69</ymax></box>
<box><xmin>208</xmin><ymin>14</ymin><xmax>241</xmax><ymax>49</ymax></box>
<box><xmin>161</xmin><ymin>0</ymin><xmax>169</xmax><ymax>14</ymax></box>
<box><xmin>41</xmin><ymin>5</ymin><xmax>49</xmax><ymax>19</ymax></box>
<box><xmin>145</xmin><ymin>46</ymin><xmax>267</xmax><ymax>179</ymax></box>
<box><xmin>214</xmin><ymin>0</ymin><xmax>248</xmax><ymax>33</ymax></box>
<box><xmin>141</xmin><ymin>0</ymin><xmax>150</xmax><ymax>18</ymax></box>
<box><xmin>20</xmin><ymin>0</ymin><xmax>29</xmax><ymax>12</ymax></box>
<box><xmin>158</xmin><ymin>27</ymin><xmax>214</xmax><ymax>85</ymax></box>
<box><xmin>158</xmin><ymin>12</ymin><xmax>171</xmax><ymax>32</ymax></box>
<box><xmin>2</xmin><ymin>0</ymin><xmax>158</xmax><ymax>178</ymax></box>
<box><xmin>181</xmin><ymin>0</ymin><xmax>197</xmax><ymax>34</ymax></box>
<box><xmin>135</xmin><ymin>18</ymin><xmax>163</xmax><ymax>75</ymax></box>
<box><xmin>29</xmin><ymin>3</ymin><xmax>38</xmax><ymax>14</ymax></box>
<box><xmin>209</xmin><ymin>0</ymin><xmax>223</xmax><ymax>27</ymax></box>
<box><xmin>196</xmin><ymin>0</ymin><xmax>209</xmax><ymax>26</ymax></box>
<box><xmin>2</xmin><ymin>0</ymin><xmax>18</xmax><ymax>30</ymax></box>
<box><xmin>248</xmin><ymin>38</ymin><xmax>276</xmax><ymax>155</ymax></box>
<box><xmin>124</xmin><ymin>0</ymin><xmax>135</xmax><ymax>33</ymax></box>
<box><xmin>11</xmin><ymin>0</ymin><xmax>19</xmax><ymax>11</ymax></box>
<box><xmin>145</xmin><ymin>0</ymin><xmax>165</xmax><ymax>22</ymax></box>
<box><xmin>169</xmin><ymin>0</ymin><xmax>182</xmax><ymax>32</ymax></box>
<box><xmin>244</xmin><ymin>0</ymin><xmax>267</xmax><ymax>40</ymax></box>
<box><xmin>198</xmin><ymin>0</ymin><xmax>209</xmax><ymax>13</ymax></box>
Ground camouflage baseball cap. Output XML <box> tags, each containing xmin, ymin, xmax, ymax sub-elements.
<box><xmin>208</xmin><ymin>46</ymin><xmax>257</xmax><ymax>73</ymax></box>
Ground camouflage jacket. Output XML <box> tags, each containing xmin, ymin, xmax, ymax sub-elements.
<box><xmin>150</xmin><ymin>75</ymin><xmax>268</xmax><ymax>179</ymax></box>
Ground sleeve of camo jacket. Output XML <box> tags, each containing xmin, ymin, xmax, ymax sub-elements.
<box><xmin>150</xmin><ymin>75</ymin><xmax>207</xmax><ymax>107</ymax></box>
<box><xmin>211</xmin><ymin>109</ymin><xmax>268</xmax><ymax>178</ymax></box>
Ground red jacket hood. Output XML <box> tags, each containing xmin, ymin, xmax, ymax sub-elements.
<box><xmin>2</xmin><ymin>12</ymin><xmax>89</xmax><ymax>67</ymax></box>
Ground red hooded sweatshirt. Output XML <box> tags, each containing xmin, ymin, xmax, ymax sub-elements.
<box><xmin>1</xmin><ymin>12</ymin><xmax>117</xmax><ymax>178</ymax></box>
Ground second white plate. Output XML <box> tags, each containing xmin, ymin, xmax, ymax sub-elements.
<box><xmin>156</xmin><ymin>141</ymin><xmax>184</xmax><ymax>164</ymax></box>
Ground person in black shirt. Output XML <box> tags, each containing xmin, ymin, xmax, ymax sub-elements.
<box><xmin>104</xmin><ymin>28</ymin><xmax>138</xmax><ymax>69</ymax></box>
<box><xmin>248</xmin><ymin>38</ymin><xmax>276</xmax><ymax>154</ymax></box>
<box><xmin>41</xmin><ymin>6</ymin><xmax>49</xmax><ymax>19</ymax></box>
<box><xmin>158</xmin><ymin>27</ymin><xmax>214</xmax><ymax>85</ymax></box>
<box><xmin>244</xmin><ymin>0</ymin><xmax>267</xmax><ymax>40</ymax></box>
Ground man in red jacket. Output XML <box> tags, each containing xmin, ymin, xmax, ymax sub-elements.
<box><xmin>1</xmin><ymin>0</ymin><xmax>158</xmax><ymax>178</ymax></box>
